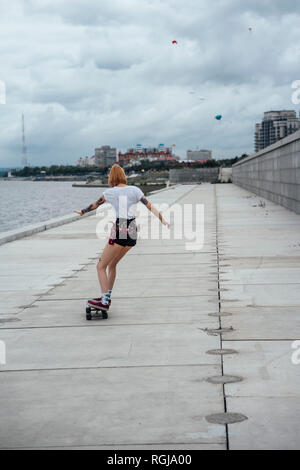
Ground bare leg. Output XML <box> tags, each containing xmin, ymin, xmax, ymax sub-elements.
<box><xmin>107</xmin><ymin>245</ymin><xmax>132</xmax><ymax>290</ymax></box>
<box><xmin>97</xmin><ymin>243</ymin><xmax>123</xmax><ymax>294</ymax></box>
<box><xmin>97</xmin><ymin>243</ymin><xmax>131</xmax><ymax>294</ymax></box>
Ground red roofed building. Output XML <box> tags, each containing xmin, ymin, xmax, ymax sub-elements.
<box><xmin>118</xmin><ymin>147</ymin><xmax>179</xmax><ymax>166</ymax></box>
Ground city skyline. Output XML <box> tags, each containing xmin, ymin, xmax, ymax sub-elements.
<box><xmin>0</xmin><ymin>1</ymin><xmax>300</xmax><ymax>166</ymax></box>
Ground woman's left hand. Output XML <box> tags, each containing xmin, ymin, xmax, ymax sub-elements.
<box><xmin>74</xmin><ymin>210</ymin><xmax>83</xmax><ymax>216</ymax></box>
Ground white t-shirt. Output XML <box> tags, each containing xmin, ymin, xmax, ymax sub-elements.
<box><xmin>103</xmin><ymin>185</ymin><xmax>144</xmax><ymax>219</ymax></box>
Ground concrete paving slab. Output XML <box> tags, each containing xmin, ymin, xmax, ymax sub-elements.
<box><xmin>17</xmin><ymin>444</ymin><xmax>226</xmax><ymax>450</ymax></box>
<box><xmin>218</xmin><ymin>229</ymin><xmax>300</xmax><ymax>246</ymax></box>
<box><xmin>79</xmin><ymin>263</ymin><xmax>218</xmax><ymax>280</ymax></box>
<box><xmin>219</xmin><ymin>256</ymin><xmax>300</xmax><ymax>269</ymax></box>
<box><xmin>40</xmin><ymin>216</ymin><xmax>103</xmax><ymax>235</ymax></box>
<box><xmin>0</xmin><ymin>220</ymin><xmax>100</xmax><ymax>318</ymax></box>
<box><xmin>125</xmin><ymin>252</ymin><xmax>217</xmax><ymax>265</ymax></box>
<box><xmin>42</xmin><ymin>277</ymin><xmax>218</xmax><ymax>300</ymax></box>
<box><xmin>28</xmin><ymin>232</ymin><xmax>105</xmax><ymax>240</ymax></box>
<box><xmin>223</xmin><ymin>341</ymin><xmax>300</xmax><ymax>396</ymax></box>
<box><xmin>0</xmin><ymin>366</ymin><xmax>226</xmax><ymax>449</ymax></box>
<box><xmin>220</xmin><ymin>284</ymin><xmax>300</xmax><ymax>307</ymax></box>
<box><xmin>0</xmin><ymin>290</ymin><xmax>49</xmax><ymax>315</ymax></box>
<box><xmin>0</xmin><ymin>274</ymin><xmax>68</xmax><ymax>291</ymax></box>
<box><xmin>0</xmin><ymin>324</ymin><xmax>221</xmax><ymax>370</ymax></box>
<box><xmin>221</xmin><ymin>307</ymin><xmax>300</xmax><ymax>339</ymax></box>
<box><xmin>219</xmin><ymin>246</ymin><xmax>300</xmax><ymax>257</ymax></box>
<box><xmin>0</xmin><ymin>239</ymin><xmax>103</xmax><ymax>262</ymax></box>
<box><xmin>219</xmin><ymin>268</ymin><xmax>300</xmax><ymax>284</ymax></box>
<box><xmin>226</xmin><ymin>397</ymin><xmax>300</xmax><ymax>450</ymax></box>
<box><xmin>0</xmin><ymin>296</ymin><xmax>219</xmax><ymax>329</ymax></box>
<box><xmin>0</xmin><ymin>264</ymin><xmax>75</xmax><ymax>276</ymax></box>
<box><xmin>131</xmin><ymin>246</ymin><xmax>216</xmax><ymax>255</ymax></box>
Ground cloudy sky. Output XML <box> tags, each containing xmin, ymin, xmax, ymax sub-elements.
<box><xmin>0</xmin><ymin>0</ymin><xmax>300</xmax><ymax>166</ymax></box>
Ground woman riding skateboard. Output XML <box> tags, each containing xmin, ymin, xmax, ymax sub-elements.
<box><xmin>74</xmin><ymin>164</ymin><xmax>170</xmax><ymax>312</ymax></box>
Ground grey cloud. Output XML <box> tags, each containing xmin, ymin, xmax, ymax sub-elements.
<box><xmin>0</xmin><ymin>0</ymin><xmax>300</xmax><ymax>167</ymax></box>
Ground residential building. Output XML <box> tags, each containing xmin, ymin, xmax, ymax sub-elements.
<box><xmin>255</xmin><ymin>110</ymin><xmax>300</xmax><ymax>152</ymax></box>
<box><xmin>77</xmin><ymin>156</ymin><xmax>96</xmax><ymax>167</ymax></box>
<box><xmin>118</xmin><ymin>147</ymin><xmax>179</xmax><ymax>167</ymax></box>
<box><xmin>94</xmin><ymin>146</ymin><xmax>117</xmax><ymax>167</ymax></box>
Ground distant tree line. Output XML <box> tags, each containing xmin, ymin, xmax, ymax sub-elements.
<box><xmin>11</xmin><ymin>155</ymin><xmax>248</xmax><ymax>177</ymax></box>
<box><xmin>12</xmin><ymin>165</ymin><xmax>109</xmax><ymax>177</ymax></box>
<box><xmin>129</xmin><ymin>155</ymin><xmax>247</xmax><ymax>172</ymax></box>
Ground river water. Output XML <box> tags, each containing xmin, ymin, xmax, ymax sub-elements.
<box><xmin>0</xmin><ymin>181</ymin><xmax>106</xmax><ymax>233</ymax></box>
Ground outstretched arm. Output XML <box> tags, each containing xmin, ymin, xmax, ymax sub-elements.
<box><xmin>140</xmin><ymin>196</ymin><xmax>170</xmax><ymax>228</ymax></box>
<box><xmin>74</xmin><ymin>194</ymin><xmax>106</xmax><ymax>216</ymax></box>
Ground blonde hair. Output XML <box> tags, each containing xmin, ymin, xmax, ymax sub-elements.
<box><xmin>108</xmin><ymin>164</ymin><xmax>127</xmax><ymax>187</ymax></box>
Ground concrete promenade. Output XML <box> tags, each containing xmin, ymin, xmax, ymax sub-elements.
<box><xmin>0</xmin><ymin>183</ymin><xmax>300</xmax><ymax>449</ymax></box>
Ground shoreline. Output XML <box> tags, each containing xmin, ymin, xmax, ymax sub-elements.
<box><xmin>0</xmin><ymin>185</ymin><xmax>174</xmax><ymax>246</ymax></box>
<box><xmin>0</xmin><ymin>177</ymin><xmax>87</xmax><ymax>182</ymax></box>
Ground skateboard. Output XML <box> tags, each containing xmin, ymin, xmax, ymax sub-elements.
<box><xmin>86</xmin><ymin>305</ymin><xmax>108</xmax><ymax>321</ymax></box>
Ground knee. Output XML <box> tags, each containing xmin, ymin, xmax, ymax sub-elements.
<box><xmin>97</xmin><ymin>260</ymin><xmax>106</xmax><ymax>271</ymax></box>
<box><xmin>108</xmin><ymin>261</ymin><xmax>117</xmax><ymax>271</ymax></box>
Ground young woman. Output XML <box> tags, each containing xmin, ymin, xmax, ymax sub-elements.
<box><xmin>74</xmin><ymin>164</ymin><xmax>170</xmax><ymax>311</ymax></box>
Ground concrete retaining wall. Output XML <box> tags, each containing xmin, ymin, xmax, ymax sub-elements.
<box><xmin>170</xmin><ymin>168</ymin><xmax>219</xmax><ymax>183</ymax></box>
<box><xmin>232</xmin><ymin>129</ymin><xmax>300</xmax><ymax>214</ymax></box>
<box><xmin>0</xmin><ymin>212</ymin><xmax>94</xmax><ymax>246</ymax></box>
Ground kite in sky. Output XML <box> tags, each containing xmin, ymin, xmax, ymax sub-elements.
<box><xmin>189</xmin><ymin>90</ymin><xmax>205</xmax><ymax>102</ymax></box>
<box><xmin>172</xmin><ymin>40</ymin><xmax>178</xmax><ymax>44</ymax></box>
<box><xmin>215</xmin><ymin>114</ymin><xmax>222</xmax><ymax>120</ymax></box>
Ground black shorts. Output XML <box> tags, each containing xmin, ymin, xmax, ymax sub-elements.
<box><xmin>109</xmin><ymin>218</ymin><xmax>137</xmax><ymax>247</ymax></box>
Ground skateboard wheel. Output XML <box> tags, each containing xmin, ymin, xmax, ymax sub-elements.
<box><xmin>86</xmin><ymin>306</ymin><xmax>92</xmax><ymax>320</ymax></box>
<box><xmin>102</xmin><ymin>311</ymin><xmax>108</xmax><ymax>320</ymax></box>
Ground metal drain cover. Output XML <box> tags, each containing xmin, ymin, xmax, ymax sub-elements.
<box><xmin>206</xmin><ymin>375</ymin><xmax>243</xmax><ymax>384</ymax></box>
<box><xmin>208</xmin><ymin>312</ymin><xmax>232</xmax><ymax>317</ymax></box>
<box><xmin>204</xmin><ymin>327</ymin><xmax>234</xmax><ymax>335</ymax></box>
<box><xmin>206</xmin><ymin>412</ymin><xmax>248</xmax><ymax>425</ymax></box>
<box><xmin>206</xmin><ymin>349</ymin><xmax>238</xmax><ymax>355</ymax></box>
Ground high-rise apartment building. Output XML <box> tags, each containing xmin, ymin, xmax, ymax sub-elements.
<box><xmin>94</xmin><ymin>146</ymin><xmax>117</xmax><ymax>167</ymax></box>
<box><xmin>255</xmin><ymin>110</ymin><xmax>300</xmax><ymax>152</ymax></box>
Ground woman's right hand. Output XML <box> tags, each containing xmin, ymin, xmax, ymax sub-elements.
<box><xmin>74</xmin><ymin>210</ymin><xmax>83</xmax><ymax>216</ymax></box>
